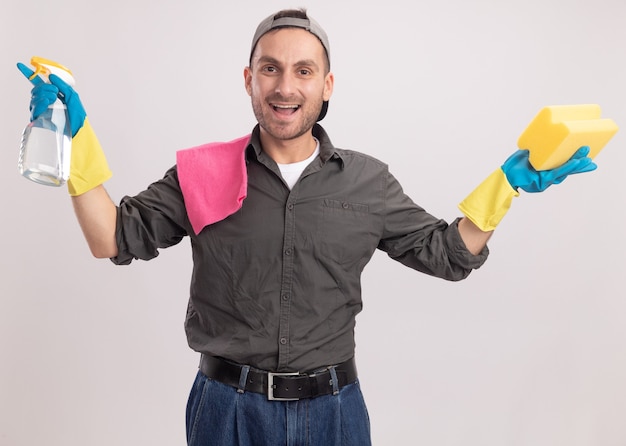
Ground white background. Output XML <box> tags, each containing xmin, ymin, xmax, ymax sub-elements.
<box><xmin>1</xmin><ymin>1</ymin><xmax>625</xmax><ymax>445</ymax></box>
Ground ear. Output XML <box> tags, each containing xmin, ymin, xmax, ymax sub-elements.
<box><xmin>243</xmin><ymin>66</ymin><xmax>252</xmax><ymax>96</ymax></box>
<box><xmin>323</xmin><ymin>71</ymin><xmax>334</xmax><ymax>101</ymax></box>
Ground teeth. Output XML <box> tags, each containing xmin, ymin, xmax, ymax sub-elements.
<box><xmin>273</xmin><ymin>104</ymin><xmax>299</xmax><ymax>109</ymax></box>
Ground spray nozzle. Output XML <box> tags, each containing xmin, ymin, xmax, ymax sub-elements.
<box><xmin>29</xmin><ymin>56</ymin><xmax>75</xmax><ymax>86</ymax></box>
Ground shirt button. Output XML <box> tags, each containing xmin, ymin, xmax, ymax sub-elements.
<box><xmin>284</xmin><ymin>248</ymin><xmax>292</xmax><ymax>256</ymax></box>
<box><xmin>287</xmin><ymin>203</ymin><xmax>294</xmax><ymax>210</ymax></box>
<box><xmin>280</xmin><ymin>337</ymin><xmax>288</xmax><ymax>345</ymax></box>
<box><xmin>282</xmin><ymin>293</ymin><xmax>290</xmax><ymax>301</ymax></box>
<box><xmin>342</xmin><ymin>202</ymin><xmax>349</xmax><ymax>209</ymax></box>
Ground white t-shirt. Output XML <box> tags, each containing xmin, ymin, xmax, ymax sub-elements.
<box><xmin>277</xmin><ymin>139</ymin><xmax>320</xmax><ymax>189</ymax></box>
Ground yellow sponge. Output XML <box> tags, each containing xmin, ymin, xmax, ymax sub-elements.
<box><xmin>517</xmin><ymin>104</ymin><xmax>618</xmax><ymax>171</ymax></box>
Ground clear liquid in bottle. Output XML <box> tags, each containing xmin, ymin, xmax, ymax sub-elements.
<box><xmin>18</xmin><ymin>99</ymin><xmax>72</xmax><ymax>187</ymax></box>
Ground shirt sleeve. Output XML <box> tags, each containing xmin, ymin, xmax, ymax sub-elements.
<box><xmin>377</xmin><ymin>170</ymin><xmax>488</xmax><ymax>281</ymax></box>
<box><xmin>111</xmin><ymin>166</ymin><xmax>191</xmax><ymax>265</ymax></box>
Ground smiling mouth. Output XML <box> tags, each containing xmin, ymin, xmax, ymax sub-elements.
<box><xmin>272</xmin><ymin>104</ymin><xmax>300</xmax><ymax>115</ymax></box>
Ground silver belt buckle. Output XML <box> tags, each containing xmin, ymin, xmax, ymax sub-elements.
<box><xmin>267</xmin><ymin>371</ymin><xmax>301</xmax><ymax>401</ymax></box>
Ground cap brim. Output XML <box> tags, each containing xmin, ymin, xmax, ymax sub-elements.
<box><xmin>317</xmin><ymin>101</ymin><xmax>329</xmax><ymax>121</ymax></box>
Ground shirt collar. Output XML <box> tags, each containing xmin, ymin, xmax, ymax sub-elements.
<box><xmin>246</xmin><ymin>124</ymin><xmax>345</xmax><ymax>169</ymax></box>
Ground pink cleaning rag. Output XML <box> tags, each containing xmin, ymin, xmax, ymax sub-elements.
<box><xmin>176</xmin><ymin>134</ymin><xmax>251</xmax><ymax>235</ymax></box>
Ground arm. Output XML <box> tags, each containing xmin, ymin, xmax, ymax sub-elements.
<box><xmin>72</xmin><ymin>185</ymin><xmax>118</xmax><ymax>258</ymax></box>
<box><xmin>458</xmin><ymin>217</ymin><xmax>492</xmax><ymax>255</ymax></box>
<box><xmin>378</xmin><ymin>170</ymin><xmax>488</xmax><ymax>281</ymax></box>
<box><xmin>18</xmin><ymin>61</ymin><xmax>115</xmax><ymax>257</ymax></box>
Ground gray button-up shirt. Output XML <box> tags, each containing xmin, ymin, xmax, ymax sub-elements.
<box><xmin>112</xmin><ymin>124</ymin><xmax>488</xmax><ymax>372</ymax></box>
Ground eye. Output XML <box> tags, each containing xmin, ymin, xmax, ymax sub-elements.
<box><xmin>299</xmin><ymin>69</ymin><xmax>311</xmax><ymax>76</ymax></box>
<box><xmin>262</xmin><ymin>65</ymin><xmax>278</xmax><ymax>73</ymax></box>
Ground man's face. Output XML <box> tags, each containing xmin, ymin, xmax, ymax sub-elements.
<box><xmin>244</xmin><ymin>28</ymin><xmax>334</xmax><ymax>142</ymax></box>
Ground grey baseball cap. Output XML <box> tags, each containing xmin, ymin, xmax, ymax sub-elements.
<box><xmin>250</xmin><ymin>10</ymin><xmax>331</xmax><ymax>121</ymax></box>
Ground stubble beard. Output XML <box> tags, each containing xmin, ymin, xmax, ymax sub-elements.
<box><xmin>251</xmin><ymin>93</ymin><xmax>323</xmax><ymax>141</ymax></box>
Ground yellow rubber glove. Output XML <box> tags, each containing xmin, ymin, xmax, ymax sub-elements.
<box><xmin>459</xmin><ymin>147</ymin><xmax>596</xmax><ymax>232</ymax></box>
<box><xmin>18</xmin><ymin>61</ymin><xmax>112</xmax><ymax>196</ymax></box>
<box><xmin>67</xmin><ymin>117</ymin><xmax>112</xmax><ymax>196</ymax></box>
<box><xmin>458</xmin><ymin>168</ymin><xmax>518</xmax><ymax>232</ymax></box>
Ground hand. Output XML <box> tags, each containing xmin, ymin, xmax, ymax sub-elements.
<box><xmin>17</xmin><ymin>62</ymin><xmax>55</xmax><ymax>119</ymax></box>
<box><xmin>17</xmin><ymin>60</ymin><xmax>112</xmax><ymax>195</ymax></box>
<box><xmin>17</xmin><ymin>62</ymin><xmax>87</xmax><ymax>137</ymax></box>
<box><xmin>502</xmin><ymin>147</ymin><xmax>597</xmax><ymax>193</ymax></box>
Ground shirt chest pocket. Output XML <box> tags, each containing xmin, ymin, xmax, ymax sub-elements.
<box><xmin>316</xmin><ymin>199</ymin><xmax>379</xmax><ymax>268</ymax></box>
<box><xmin>324</xmin><ymin>199</ymin><xmax>369</xmax><ymax>214</ymax></box>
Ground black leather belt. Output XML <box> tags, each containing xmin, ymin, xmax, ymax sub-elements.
<box><xmin>199</xmin><ymin>355</ymin><xmax>358</xmax><ymax>401</ymax></box>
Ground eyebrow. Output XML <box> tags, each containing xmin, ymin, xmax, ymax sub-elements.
<box><xmin>256</xmin><ymin>55</ymin><xmax>321</xmax><ymax>70</ymax></box>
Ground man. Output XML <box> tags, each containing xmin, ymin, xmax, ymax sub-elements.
<box><xmin>18</xmin><ymin>8</ymin><xmax>596</xmax><ymax>446</ymax></box>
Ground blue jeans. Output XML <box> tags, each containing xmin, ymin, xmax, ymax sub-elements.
<box><xmin>186</xmin><ymin>371</ymin><xmax>371</xmax><ymax>446</ymax></box>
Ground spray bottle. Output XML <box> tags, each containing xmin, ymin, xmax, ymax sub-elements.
<box><xmin>18</xmin><ymin>57</ymin><xmax>75</xmax><ymax>187</ymax></box>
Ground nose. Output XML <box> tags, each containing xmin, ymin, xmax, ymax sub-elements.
<box><xmin>275</xmin><ymin>72</ymin><xmax>296</xmax><ymax>97</ymax></box>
